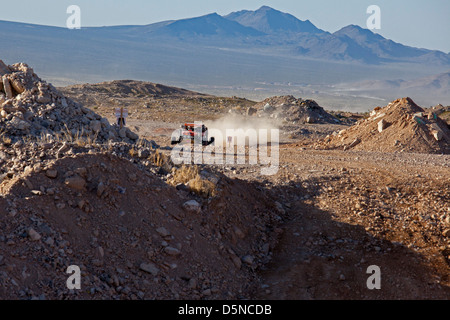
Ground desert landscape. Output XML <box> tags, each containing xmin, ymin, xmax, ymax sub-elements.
<box><xmin>0</xmin><ymin>58</ymin><xmax>449</xmax><ymax>300</ymax></box>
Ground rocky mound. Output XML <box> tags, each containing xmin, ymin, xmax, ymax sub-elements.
<box><xmin>318</xmin><ymin>97</ymin><xmax>450</xmax><ymax>154</ymax></box>
<box><xmin>251</xmin><ymin>95</ymin><xmax>340</xmax><ymax>124</ymax></box>
<box><xmin>0</xmin><ymin>60</ymin><xmax>138</xmax><ymax>144</ymax></box>
<box><xmin>0</xmin><ymin>136</ymin><xmax>280</xmax><ymax>299</ymax></box>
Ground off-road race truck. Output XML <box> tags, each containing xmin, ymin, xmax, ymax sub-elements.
<box><xmin>171</xmin><ymin>123</ymin><xmax>215</xmax><ymax>146</ymax></box>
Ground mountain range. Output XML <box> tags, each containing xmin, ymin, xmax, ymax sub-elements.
<box><xmin>0</xmin><ymin>5</ymin><xmax>449</xmax><ymax>110</ymax></box>
<box><xmin>103</xmin><ymin>5</ymin><xmax>448</xmax><ymax>65</ymax></box>
<box><xmin>75</xmin><ymin>6</ymin><xmax>449</xmax><ymax>65</ymax></box>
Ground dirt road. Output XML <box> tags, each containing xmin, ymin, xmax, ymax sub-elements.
<box><xmin>126</xmin><ymin>118</ymin><xmax>450</xmax><ymax>299</ymax></box>
<box><xmin>253</xmin><ymin>147</ymin><xmax>450</xmax><ymax>299</ymax></box>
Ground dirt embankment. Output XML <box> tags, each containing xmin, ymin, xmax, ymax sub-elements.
<box><xmin>0</xmin><ymin>150</ymin><xmax>281</xmax><ymax>300</ymax></box>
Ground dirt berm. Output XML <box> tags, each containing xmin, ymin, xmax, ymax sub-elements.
<box><xmin>0</xmin><ymin>149</ymin><xmax>280</xmax><ymax>300</ymax></box>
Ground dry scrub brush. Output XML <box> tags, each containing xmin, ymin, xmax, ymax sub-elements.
<box><xmin>168</xmin><ymin>165</ymin><xmax>217</xmax><ymax>198</ymax></box>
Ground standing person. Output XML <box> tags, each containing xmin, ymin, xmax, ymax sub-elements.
<box><xmin>117</xmin><ymin>115</ymin><xmax>126</xmax><ymax>127</ymax></box>
<box><xmin>115</xmin><ymin>107</ymin><xmax>127</xmax><ymax>127</ymax></box>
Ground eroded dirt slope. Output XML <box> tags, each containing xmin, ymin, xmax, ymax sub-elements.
<box><xmin>0</xmin><ymin>151</ymin><xmax>280</xmax><ymax>300</ymax></box>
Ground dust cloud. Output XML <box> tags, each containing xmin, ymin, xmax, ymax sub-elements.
<box><xmin>204</xmin><ymin>114</ymin><xmax>280</xmax><ymax>146</ymax></box>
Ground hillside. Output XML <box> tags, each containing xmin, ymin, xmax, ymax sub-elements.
<box><xmin>63</xmin><ymin>80</ymin><xmax>207</xmax><ymax>98</ymax></box>
<box><xmin>59</xmin><ymin>80</ymin><xmax>256</xmax><ymax>123</ymax></box>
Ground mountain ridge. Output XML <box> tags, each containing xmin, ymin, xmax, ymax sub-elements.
<box><xmin>0</xmin><ymin>6</ymin><xmax>448</xmax><ymax>109</ymax></box>
<box><xmin>0</xmin><ymin>6</ymin><xmax>448</xmax><ymax>65</ymax></box>
<box><xmin>224</xmin><ymin>5</ymin><xmax>326</xmax><ymax>35</ymax></box>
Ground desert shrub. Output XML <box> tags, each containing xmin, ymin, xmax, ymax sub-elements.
<box><xmin>188</xmin><ymin>173</ymin><xmax>217</xmax><ymax>198</ymax></box>
<box><xmin>170</xmin><ymin>164</ymin><xmax>198</xmax><ymax>183</ymax></box>
<box><xmin>129</xmin><ymin>147</ymin><xmax>138</xmax><ymax>157</ymax></box>
<box><xmin>168</xmin><ymin>165</ymin><xmax>217</xmax><ymax>198</ymax></box>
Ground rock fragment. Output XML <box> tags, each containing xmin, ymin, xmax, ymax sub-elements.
<box><xmin>28</xmin><ymin>228</ymin><xmax>41</xmax><ymax>241</ymax></box>
<box><xmin>45</xmin><ymin>169</ymin><xmax>58</xmax><ymax>179</ymax></box>
<box><xmin>2</xmin><ymin>76</ymin><xmax>13</xmax><ymax>99</ymax></box>
<box><xmin>378</xmin><ymin>119</ymin><xmax>387</xmax><ymax>133</ymax></box>
<box><xmin>182</xmin><ymin>200</ymin><xmax>201</xmax><ymax>214</ymax></box>
<box><xmin>164</xmin><ymin>246</ymin><xmax>181</xmax><ymax>256</ymax></box>
<box><xmin>140</xmin><ymin>263</ymin><xmax>159</xmax><ymax>276</ymax></box>
<box><xmin>65</xmin><ymin>175</ymin><xmax>86</xmax><ymax>191</ymax></box>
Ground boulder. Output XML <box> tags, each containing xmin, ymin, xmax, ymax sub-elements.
<box><xmin>2</xmin><ymin>76</ymin><xmax>13</xmax><ymax>99</ymax></box>
<box><xmin>378</xmin><ymin>119</ymin><xmax>388</xmax><ymax>133</ymax></box>
<box><xmin>126</xmin><ymin>128</ymin><xmax>139</xmax><ymax>140</ymax></box>
<box><xmin>246</xmin><ymin>107</ymin><xmax>256</xmax><ymax>116</ymax></box>
<box><xmin>432</xmin><ymin>130</ymin><xmax>443</xmax><ymax>141</ymax></box>
<box><xmin>182</xmin><ymin>200</ymin><xmax>201</xmax><ymax>214</ymax></box>
<box><xmin>119</xmin><ymin>127</ymin><xmax>127</xmax><ymax>138</ymax></box>
<box><xmin>263</xmin><ymin>103</ymin><xmax>274</xmax><ymax>113</ymax></box>
<box><xmin>28</xmin><ymin>228</ymin><xmax>41</xmax><ymax>241</ymax></box>
<box><xmin>140</xmin><ymin>263</ymin><xmax>159</xmax><ymax>276</ymax></box>
<box><xmin>137</xmin><ymin>148</ymin><xmax>150</xmax><ymax>158</ymax></box>
<box><xmin>90</xmin><ymin>120</ymin><xmax>102</xmax><ymax>133</ymax></box>
<box><xmin>64</xmin><ymin>175</ymin><xmax>86</xmax><ymax>191</ymax></box>
<box><xmin>9</xmin><ymin>77</ymin><xmax>25</xmax><ymax>94</ymax></box>
<box><xmin>45</xmin><ymin>169</ymin><xmax>58</xmax><ymax>179</ymax></box>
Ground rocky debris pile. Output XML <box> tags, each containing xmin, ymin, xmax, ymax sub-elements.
<box><xmin>251</xmin><ymin>95</ymin><xmax>340</xmax><ymax>124</ymax></box>
<box><xmin>0</xmin><ymin>148</ymin><xmax>280</xmax><ymax>300</ymax></box>
<box><xmin>0</xmin><ymin>60</ymin><xmax>138</xmax><ymax>144</ymax></box>
<box><xmin>0</xmin><ymin>137</ymin><xmax>159</xmax><ymax>187</ymax></box>
<box><xmin>317</xmin><ymin>97</ymin><xmax>450</xmax><ymax>154</ymax></box>
<box><xmin>428</xmin><ymin>104</ymin><xmax>450</xmax><ymax>114</ymax></box>
<box><xmin>427</xmin><ymin>104</ymin><xmax>450</xmax><ymax>125</ymax></box>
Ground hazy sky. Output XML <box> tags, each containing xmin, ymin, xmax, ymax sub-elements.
<box><xmin>1</xmin><ymin>0</ymin><xmax>449</xmax><ymax>52</ymax></box>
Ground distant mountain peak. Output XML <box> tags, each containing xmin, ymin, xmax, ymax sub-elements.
<box><xmin>225</xmin><ymin>6</ymin><xmax>325</xmax><ymax>34</ymax></box>
<box><xmin>203</xmin><ymin>12</ymin><xmax>220</xmax><ymax>18</ymax></box>
<box><xmin>155</xmin><ymin>11</ymin><xmax>264</xmax><ymax>38</ymax></box>
<box><xmin>335</xmin><ymin>24</ymin><xmax>371</xmax><ymax>36</ymax></box>
<box><xmin>334</xmin><ymin>24</ymin><xmax>384</xmax><ymax>40</ymax></box>
<box><xmin>341</xmin><ymin>24</ymin><xmax>362</xmax><ymax>29</ymax></box>
<box><xmin>255</xmin><ymin>5</ymin><xmax>281</xmax><ymax>13</ymax></box>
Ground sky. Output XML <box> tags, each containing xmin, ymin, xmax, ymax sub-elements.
<box><xmin>1</xmin><ymin>0</ymin><xmax>449</xmax><ymax>52</ymax></box>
